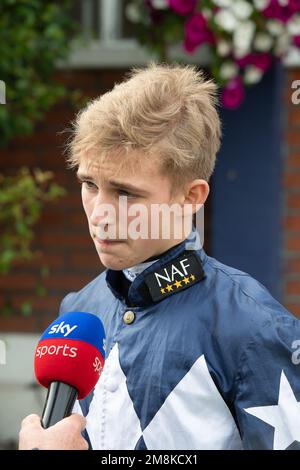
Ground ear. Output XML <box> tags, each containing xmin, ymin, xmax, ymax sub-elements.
<box><xmin>183</xmin><ymin>179</ymin><xmax>210</xmax><ymax>213</ymax></box>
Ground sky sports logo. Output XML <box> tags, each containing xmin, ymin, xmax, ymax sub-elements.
<box><xmin>36</xmin><ymin>344</ymin><xmax>78</xmax><ymax>358</ymax></box>
<box><xmin>35</xmin><ymin>343</ymin><xmax>102</xmax><ymax>374</ymax></box>
<box><xmin>48</xmin><ymin>321</ymin><xmax>78</xmax><ymax>337</ymax></box>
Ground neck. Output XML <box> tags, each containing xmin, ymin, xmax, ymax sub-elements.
<box><xmin>122</xmin><ymin>235</ymin><xmax>191</xmax><ymax>283</ymax></box>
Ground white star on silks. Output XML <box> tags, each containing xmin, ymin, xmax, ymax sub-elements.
<box><xmin>244</xmin><ymin>371</ymin><xmax>300</xmax><ymax>450</ymax></box>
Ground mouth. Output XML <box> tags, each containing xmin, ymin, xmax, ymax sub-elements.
<box><xmin>94</xmin><ymin>236</ymin><xmax>125</xmax><ymax>247</ymax></box>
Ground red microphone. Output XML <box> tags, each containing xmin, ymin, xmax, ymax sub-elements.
<box><xmin>34</xmin><ymin>311</ymin><xmax>106</xmax><ymax>428</ymax></box>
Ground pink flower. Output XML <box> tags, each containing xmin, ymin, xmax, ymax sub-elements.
<box><xmin>168</xmin><ymin>0</ymin><xmax>197</xmax><ymax>16</ymax></box>
<box><xmin>288</xmin><ymin>0</ymin><xmax>300</xmax><ymax>13</ymax></box>
<box><xmin>293</xmin><ymin>35</ymin><xmax>300</xmax><ymax>47</ymax></box>
<box><xmin>235</xmin><ymin>53</ymin><xmax>272</xmax><ymax>72</ymax></box>
<box><xmin>262</xmin><ymin>0</ymin><xmax>282</xmax><ymax>19</ymax></box>
<box><xmin>185</xmin><ymin>13</ymin><xmax>206</xmax><ymax>41</ymax></box>
<box><xmin>250</xmin><ymin>53</ymin><xmax>272</xmax><ymax>71</ymax></box>
<box><xmin>235</xmin><ymin>55</ymin><xmax>253</xmax><ymax>68</ymax></box>
<box><xmin>221</xmin><ymin>78</ymin><xmax>245</xmax><ymax>110</ymax></box>
<box><xmin>184</xmin><ymin>36</ymin><xmax>198</xmax><ymax>53</ymax></box>
<box><xmin>278</xmin><ymin>6</ymin><xmax>295</xmax><ymax>22</ymax></box>
<box><xmin>184</xmin><ymin>13</ymin><xmax>215</xmax><ymax>52</ymax></box>
<box><xmin>262</xmin><ymin>0</ymin><xmax>294</xmax><ymax>22</ymax></box>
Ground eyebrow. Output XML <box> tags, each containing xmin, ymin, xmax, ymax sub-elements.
<box><xmin>76</xmin><ymin>172</ymin><xmax>151</xmax><ymax>195</ymax></box>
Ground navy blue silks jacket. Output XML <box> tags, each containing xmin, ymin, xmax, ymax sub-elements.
<box><xmin>59</xmin><ymin>229</ymin><xmax>300</xmax><ymax>450</ymax></box>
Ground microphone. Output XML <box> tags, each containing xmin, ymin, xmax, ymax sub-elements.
<box><xmin>34</xmin><ymin>311</ymin><xmax>106</xmax><ymax>428</ymax></box>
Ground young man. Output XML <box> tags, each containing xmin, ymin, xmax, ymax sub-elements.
<box><xmin>19</xmin><ymin>63</ymin><xmax>300</xmax><ymax>450</ymax></box>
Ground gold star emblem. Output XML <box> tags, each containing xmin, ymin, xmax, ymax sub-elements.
<box><xmin>183</xmin><ymin>277</ymin><xmax>190</xmax><ymax>285</ymax></box>
<box><xmin>190</xmin><ymin>274</ymin><xmax>196</xmax><ymax>282</ymax></box>
<box><xmin>166</xmin><ymin>284</ymin><xmax>173</xmax><ymax>292</ymax></box>
<box><xmin>160</xmin><ymin>288</ymin><xmax>165</xmax><ymax>294</ymax></box>
<box><xmin>174</xmin><ymin>280</ymin><xmax>182</xmax><ymax>289</ymax></box>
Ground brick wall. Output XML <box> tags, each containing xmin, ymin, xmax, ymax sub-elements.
<box><xmin>283</xmin><ymin>68</ymin><xmax>300</xmax><ymax>318</ymax></box>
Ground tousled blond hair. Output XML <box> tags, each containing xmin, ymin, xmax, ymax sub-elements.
<box><xmin>66</xmin><ymin>63</ymin><xmax>221</xmax><ymax>191</ymax></box>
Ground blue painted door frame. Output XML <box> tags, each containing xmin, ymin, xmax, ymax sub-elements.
<box><xmin>211</xmin><ymin>63</ymin><xmax>284</xmax><ymax>301</ymax></box>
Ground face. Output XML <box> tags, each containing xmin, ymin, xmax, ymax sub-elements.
<box><xmin>77</xmin><ymin>152</ymin><xmax>193</xmax><ymax>270</ymax></box>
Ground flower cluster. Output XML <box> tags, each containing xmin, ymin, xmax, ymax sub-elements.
<box><xmin>126</xmin><ymin>0</ymin><xmax>300</xmax><ymax>108</ymax></box>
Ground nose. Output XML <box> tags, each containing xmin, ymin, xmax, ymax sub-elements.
<box><xmin>89</xmin><ymin>193</ymin><xmax>116</xmax><ymax>228</ymax></box>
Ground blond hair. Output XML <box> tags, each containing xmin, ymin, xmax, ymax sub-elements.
<box><xmin>66</xmin><ymin>63</ymin><xmax>221</xmax><ymax>190</ymax></box>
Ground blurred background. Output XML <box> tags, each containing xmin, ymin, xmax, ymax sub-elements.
<box><xmin>0</xmin><ymin>0</ymin><xmax>300</xmax><ymax>448</ymax></box>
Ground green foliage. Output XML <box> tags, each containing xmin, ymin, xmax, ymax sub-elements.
<box><xmin>0</xmin><ymin>168</ymin><xmax>66</xmax><ymax>316</ymax></box>
<box><xmin>0</xmin><ymin>168</ymin><xmax>66</xmax><ymax>274</ymax></box>
<box><xmin>0</xmin><ymin>1</ymin><xmax>81</xmax><ymax>317</ymax></box>
<box><xmin>0</xmin><ymin>0</ymin><xmax>78</xmax><ymax>144</ymax></box>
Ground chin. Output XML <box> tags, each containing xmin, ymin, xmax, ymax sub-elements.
<box><xmin>98</xmin><ymin>253</ymin><xmax>127</xmax><ymax>270</ymax></box>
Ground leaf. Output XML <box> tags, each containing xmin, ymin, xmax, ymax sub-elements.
<box><xmin>21</xmin><ymin>301</ymin><xmax>32</xmax><ymax>316</ymax></box>
<box><xmin>0</xmin><ymin>0</ymin><xmax>79</xmax><ymax>145</ymax></box>
<box><xmin>0</xmin><ymin>167</ymin><xmax>65</xmax><ymax>281</ymax></box>
<box><xmin>35</xmin><ymin>285</ymin><xmax>47</xmax><ymax>297</ymax></box>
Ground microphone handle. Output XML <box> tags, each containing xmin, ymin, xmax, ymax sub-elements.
<box><xmin>41</xmin><ymin>381</ymin><xmax>78</xmax><ymax>428</ymax></box>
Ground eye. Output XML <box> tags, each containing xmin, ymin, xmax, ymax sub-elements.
<box><xmin>81</xmin><ymin>180</ymin><xmax>98</xmax><ymax>191</ymax></box>
<box><xmin>118</xmin><ymin>189</ymin><xmax>136</xmax><ymax>198</ymax></box>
